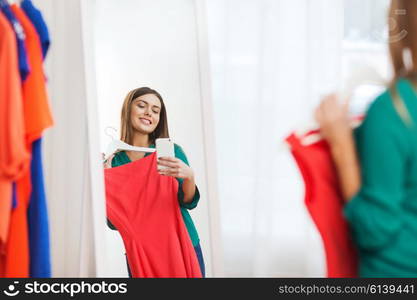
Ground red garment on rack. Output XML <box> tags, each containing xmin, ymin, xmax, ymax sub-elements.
<box><xmin>3</xmin><ymin>5</ymin><xmax>54</xmax><ymax>278</ymax></box>
<box><xmin>286</xmin><ymin>133</ymin><xmax>358</xmax><ymax>278</ymax></box>
<box><xmin>11</xmin><ymin>5</ymin><xmax>53</xmax><ymax>144</ymax></box>
<box><xmin>105</xmin><ymin>153</ymin><xmax>202</xmax><ymax>278</ymax></box>
<box><xmin>0</xmin><ymin>11</ymin><xmax>30</xmax><ymax>276</ymax></box>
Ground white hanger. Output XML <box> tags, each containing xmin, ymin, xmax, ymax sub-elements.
<box><xmin>287</xmin><ymin>62</ymin><xmax>386</xmax><ymax>148</ymax></box>
<box><xmin>7</xmin><ymin>0</ymin><xmax>26</xmax><ymax>7</ymax></box>
<box><xmin>104</xmin><ymin>127</ymin><xmax>155</xmax><ymax>160</ymax></box>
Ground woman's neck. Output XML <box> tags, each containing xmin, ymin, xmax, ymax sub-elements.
<box><xmin>131</xmin><ymin>133</ymin><xmax>151</xmax><ymax>147</ymax></box>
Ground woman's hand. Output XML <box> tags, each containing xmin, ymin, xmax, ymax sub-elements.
<box><xmin>157</xmin><ymin>157</ymin><xmax>194</xmax><ymax>180</ymax></box>
<box><xmin>315</xmin><ymin>93</ymin><xmax>361</xmax><ymax>201</ymax></box>
<box><xmin>315</xmin><ymin>93</ymin><xmax>352</xmax><ymax>147</ymax></box>
<box><xmin>158</xmin><ymin>157</ymin><xmax>197</xmax><ymax>204</ymax></box>
<box><xmin>103</xmin><ymin>153</ymin><xmax>113</xmax><ymax>169</ymax></box>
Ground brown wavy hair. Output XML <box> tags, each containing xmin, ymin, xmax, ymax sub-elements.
<box><xmin>120</xmin><ymin>87</ymin><xmax>169</xmax><ymax>145</ymax></box>
<box><xmin>389</xmin><ymin>0</ymin><xmax>417</xmax><ymax>78</ymax></box>
<box><xmin>387</xmin><ymin>1</ymin><xmax>417</xmax><ymax>125</ymax></box>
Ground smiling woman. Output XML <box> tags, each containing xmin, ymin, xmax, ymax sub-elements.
<box><xmin>104</xmin><ymin>87</ymin><xmax>205</xmax><ymax>277</ymax></box>
<box><xmin>120</xmin><ymin>88</ymin><xmax>168</xmax><ymax>153</ymax></box>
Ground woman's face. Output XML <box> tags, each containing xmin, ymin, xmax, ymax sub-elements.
<box><xmin>130</xmin><ymin>93</ymin><xmax>161</xmax><ymax>135</ymax></box>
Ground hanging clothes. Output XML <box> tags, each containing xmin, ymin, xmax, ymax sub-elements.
<box><xmin>3</xmin><ymin>4</ymin><xmax>53</xmax><ymax>278</ymax></box>
<box><xmin>0</xmin><ymin>0</ymin><xmax>29</xmax><ymax>80</ymax></box>
<box><xmin>0</xmin><ymin>1</ymin><xmax>33</xmax><ymax>277</ymax></box>
<box><xmin>109</xmin><ymin>144</ymin><xmax>205</xmax><ymax>276</ymax></box>
<box><xmin>11</xmin><ymin>4</ymin><xmax>53</xmax><ymax>144</ymax></box>
<box><xmin>286</xmin><ymin>133</ymin><xmax>358</xmax><ymax>278</ymax></box>
<box><xmin>105</xmin><ymin>153</ymin><xmax>202</xmax><ymax>278</ymax></box>
<box><xmin>21</xmin><ymin>0</ymin><xmax>49</xmax><ymax>59</ymax></box>
<box><xmin>17</xmin><ymin>2</ymin><xmax>52</xmax><ymax>278</ymax></box>
<box><xmin>0</xmin><ymin>10</ymin><xmax>30</xmax><ymax>275</ymax></box>
<box><xmin>27</xmin><ymin>139</ymin><xmax>51</xmax><ymax>278</ymax></box>
<box><xmin>1</xmin><ymin>0</ymin><xmax>30</xmax><ymax>213</ymax></box>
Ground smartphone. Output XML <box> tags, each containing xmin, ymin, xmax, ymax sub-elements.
<box><xmin>156</xmin><ymin>138</ymin><xmax>174</xmax><ymax>170</ymax></box>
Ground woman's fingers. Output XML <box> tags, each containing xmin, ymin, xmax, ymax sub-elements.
<box><xmin>157</xmin><ymin>159</ymin><xmax>180</xmax><ymax>168</ymax></box>
<box><xmin>158</xmin><ymin>165</ymin><xmax>178</xmax><ymax>172</ymax></box>
<box><xmin>315</xmin><ymin>102</ymin><xmax>323</xmax><ymax>124</ymax></box>
<box><xmin>158</xmin><ymin>157</ymin><xmax>178</xmax><ymax>176</ymax></box>
<box><xmin>157</xmin><ymin>158</ymin><xmax>192</xmax><ymax>179</ymax></box>
<box><xmin>342</xmin><ymin>95</ymin><xmax>351</xmax><ymax>115</ymax></box>
<box><xmin>322</xmin><ymin>94</ymin><xmax>337</xmax><ymax>115</ymax></box>
<box><xmin>318</xmin><ymin>93</ymin><xmax>347</xmax><ymax>122</ymax></box>
<box><xmin>158</xmin><ymin>164</ymin><xmax>186</xmax><ymax>178</ymax></box>
<box><xmin>158</xmin><ymin>167</ymin><xmax>180</xmax><ymax>177</ymax></box>
<box><xmin>315</xmin><ymin>92</ymin><xmax>353</xmax><ymax>146</ymax></box>
<box><xmin>158</xmin><ymin>157</ymin><xmax>178</xmax><ymax>163</ymax></box>
<box><xmin>159</xmin><ymin>171</ymin><xmax>179</xmax><ymax>177</ymax></box>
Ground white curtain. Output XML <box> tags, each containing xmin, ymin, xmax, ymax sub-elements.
<box><xmin>205</xmin><ymin>0</ymin><xmax>344</xmax><ymax>277</ymax></box>
<box><xmin>34</xmin><ymin>0</ymin><xmax>107</xmax><ymax>277</ymax></box>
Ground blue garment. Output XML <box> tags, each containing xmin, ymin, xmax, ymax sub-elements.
<box><xmin>0</xmin><ymin>0</ymin><xmax>30</xmax><ymax>80</ymax></box>
<box><xmin>12</xmin><ymin>183</ymin><xmax>17</xmax><ymax>209</ymax></box>
<box><xmin>16</xmin><ymin>2</ymin><xmax>52</xmax><ymax>277</ymax></box>
<box><xmin>194</xmin><ymin>243</ymin><xmax>206</xmax><ymax>278</ymax></box>
<box><xmin>28</xmin><ymin>138</ymin><xmax>51</xmax><ymax>277</ymax></box>
<box><xmin>21</xmin><ymin>0</ymin><xmax>50</xmax><ymax>59</ymax></box>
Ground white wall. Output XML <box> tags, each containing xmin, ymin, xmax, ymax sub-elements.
<box><xmin>94</xmin><ymin>0</ymin><xmax>215</xmax><ymax>277</ymax></box>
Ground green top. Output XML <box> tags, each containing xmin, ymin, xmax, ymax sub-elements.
<box><xmin>344</xmin><ymin>78</ymin><xmax>417</xmax><ymax>277</ymax></box>
<box><xmin>107</xmin><ymin>143</ymin><xmax>200</xmax><ymax>247</ymax></box>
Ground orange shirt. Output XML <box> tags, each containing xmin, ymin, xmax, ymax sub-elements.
<box><xmin>12</xmin><ymin>5</ymin><xmax>53</xmax><ymax>143</ymax></box>
<box><xmin>0</xmin><ymin>10</ymin><xmax>30</xmax><ymax>268</ymax></box>
<box><xmin>3</xmin><ymin>5</ymin><xmax>53</xmax><ymax>277</ymax></box>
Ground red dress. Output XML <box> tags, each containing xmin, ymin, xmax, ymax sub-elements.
<box><xmin>286</xmin><ymin>133</ymin><xmax>358</xmax><ymax>277</ymax></box>
<box><xmin>104</xmin><ymin>153</ymin><xmax>202</xmax><ymax>278</ymax></box>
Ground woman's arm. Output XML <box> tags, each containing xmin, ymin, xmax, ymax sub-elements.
<box><xmin>328</xmin><ymin>135</ymin><xmax>361</xmax><ymax>201</ymax></box>
<box><xmin>315</xmin><ymin>93</ymin><xmax>361</xmax><ymax>201</ymax></box>
<box><xmin>157</xmin><ymin>157</ymin><xmax>196</xmax><ymax>203</ymax></box>
<box><xmin>342</xmin><ymin>91</ymin><xmax>408</xmax><ymax>251</ymax></box>
<box><xmin>102</xmin><ymin>153</ymin><xmax>114</xmax><ymax>169</ymax></box>
<box><xmin>179</xmin><ymin>172</ymin><xmax>196</xmax><ymax>204</ymax></box>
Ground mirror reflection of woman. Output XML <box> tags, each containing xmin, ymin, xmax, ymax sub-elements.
<box><xmin>104</xmin><ymin>87</ymin><xmax>205</xmax><ymax>277</ymax></box>
<box><xmin>316</xmin><ymin>0</ymin><xmax>417</xmax><ymax>277</ymax></box>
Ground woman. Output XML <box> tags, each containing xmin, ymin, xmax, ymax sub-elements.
<box><xmin>105</xmin><ymin>87</ymin><xmax>205</xmax><ymax>277</ymax></box>
<box><xmin>316</xmin><ymin>0</ymin><xmax>417</xmax><ymax>277</ymax></box>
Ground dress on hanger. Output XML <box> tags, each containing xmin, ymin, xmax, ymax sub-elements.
<box><xmin>286</xmin><ymin>133</ymin><xmax>358</xmax><ymax>277</ymax></box>
<box><xmin>105</xmin><ymin>153</ymin><xmax>202</xmax><ymax>278</ymax></box>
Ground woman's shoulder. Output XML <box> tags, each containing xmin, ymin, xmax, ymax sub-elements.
<box><xmin>368</xmin><ymin>78</ymin><xmax>417</xmax><ymax>124</ymax></box>
<box><xmin>375</xmin><ymin>78</ymin><xmax>417</xmax><ymax>105</ymax></box>
<box><xmin>356</xmin><ymin>80</ymin><xmax>417</xmax><ymax>144</ymax></box>
<box><xmin>365</xmin><ymin>81</ymin><xmax>407</xmax><ymax>118</ymax></box>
